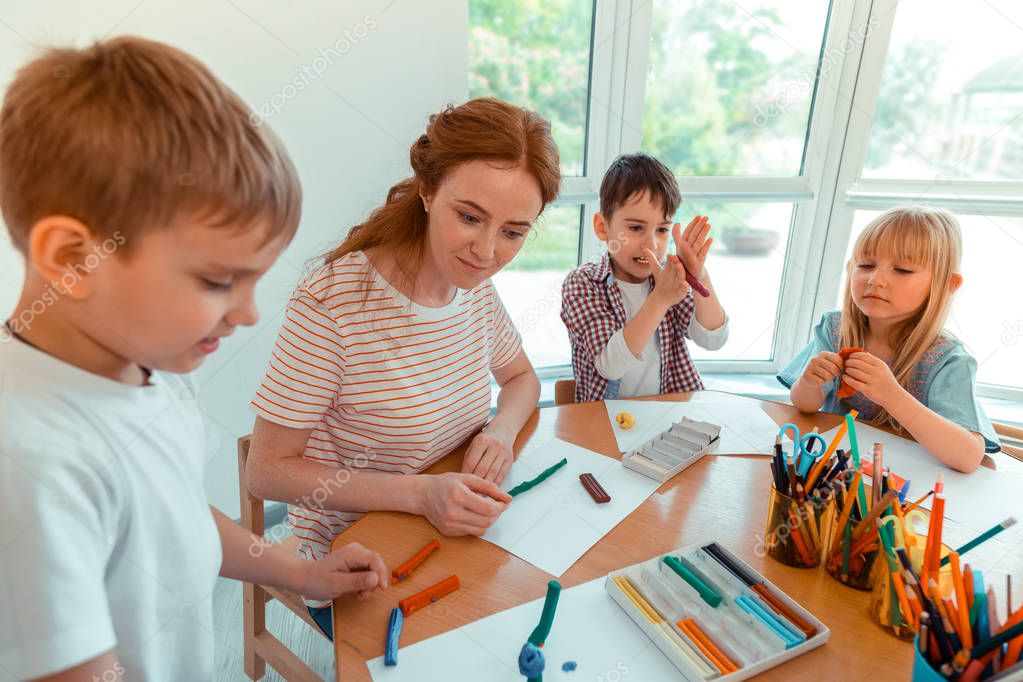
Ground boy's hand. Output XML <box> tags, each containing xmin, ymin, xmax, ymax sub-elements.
<box><xmin>801</xmin><ymin>351</ymin><xmax>844</xmax><ymax>388</ymax></box>
<box><xmin>300</xmin><ymin>542</ymin><xmax>389</xmax><ymax>602</ymax></box>
<box><xmin>842</xmin><ymin>351</ymin><xmax>904</xmax><ymax>408</ymax></box>
<box><xmin>674</xmin><ymin>215</ymin><xmax>712</xmax><ymax>279</ymax></box>
<box><xmin>421</xmin><ymin>472</ymin><xmax>511</xmax><ymax>536</ymax></box>
<box><xmin>462</xmin><ymin>424</ymin><xmax>515</xmax><ymax>485</ymax></box>
<box><xmin>645</xmin><ymin>249</ymin><xmax>690</xmax><ymax>309</ymax></box>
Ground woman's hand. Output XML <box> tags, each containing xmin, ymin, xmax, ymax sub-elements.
<box><xmin>842</xmin><ymin>351</ymin><xmax>905</xmax><ymax>408</ymax></box>
<box><xmin>462</xmin><ymin>424</ymin><xmax>516</xmax><ymax>484</ymax></box>
<box><xmin>420</xmin><ymin>472</ymin><xmax>511</xmax><ymax>536</ymax></box>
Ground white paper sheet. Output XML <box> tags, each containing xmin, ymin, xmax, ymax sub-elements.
<box><xmin>819</xmin><ymin>422</ymin><xmax>1023</xmax><ymax>533</ymax></box>
<box><xmin>368</xmin><ymin>577</ymin><xmax>679</xmax><ymax>681</ymax></box>
<box><xmin>481</xmin><ymin>438</ymin><xmax>662</xmax><ymax>577</ymax></box>
<box><xmin>605</xmin><ymin>400</ymin><xmax>779</xmax><ymax>456</ymax></box>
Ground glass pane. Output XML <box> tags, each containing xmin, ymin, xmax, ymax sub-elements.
<box><xmin>468</xmin><ymin>0</ymin><xmax>594</xmax><ymax>176</ymax></box>
<box><xmin>493</xmin><ymin>204</ymin><xmax>583</xmax><ymax>368</ymax></box>
<box><xmin>643</xmin><ymin>0</ymin><xmax>830</xmax><ymax>176</ymax></box>
<box><xmin>677</xmin><ymin>201</ymin><xmax>795</xmax><ymax>361</ymax></box>
<box><xmin>864</xmin><ymin>1</ymin><xmax>1023</xmax><ymax>181</ymax></box>
<box><xmin>839</xmin><ymin>209</ymin><xmax>1023</xmax><ymax>389</ymax></box>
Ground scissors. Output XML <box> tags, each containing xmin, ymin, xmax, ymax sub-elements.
<box><xmin>777</xmin><ymin>423</ymin><xmax>828</xmax><ymax>480</ymax></box>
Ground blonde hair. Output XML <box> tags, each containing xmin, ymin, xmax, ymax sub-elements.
<box><xmin>0</xmin><ymin>36</ymin><xmax>301</xmax><ymax>254</ymax></box>
<box><xmin>840</xmin><ymin>206</ymin><xmax>963</xmax><ymax>429</ymax></box>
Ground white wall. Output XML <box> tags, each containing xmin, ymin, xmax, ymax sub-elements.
<box><xmin>0</xmin><ymin>0</ymin><xmax>468</xmax><ymax>517</ymax></box>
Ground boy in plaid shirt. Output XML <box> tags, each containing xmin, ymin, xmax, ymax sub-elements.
<box><xmin>561</xmin><ymin>153</ymin><xmax>729</xmax><ymax>403</ymax></box>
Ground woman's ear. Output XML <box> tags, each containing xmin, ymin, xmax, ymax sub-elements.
<box><xmin>27</xmin><ymin>216</ymin><xmax>96</xmax><ymax>300</ymax></box>
<box><xmin>949</xmin><ymin>272</ymin><xmax>963</xmax><ymax>293</ymax></box>
<box><xmin>419</xmin><ymin>190</ymin><xmax>432</xmax><ymax>214</ymax></box>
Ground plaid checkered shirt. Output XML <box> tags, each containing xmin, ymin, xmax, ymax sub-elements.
<box><xmin>561</xmin><ymin>253</ymin><xmax>704</xmax><ymax>403</ymax></box>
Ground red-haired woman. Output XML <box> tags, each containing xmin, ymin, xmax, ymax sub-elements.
<box><xmin>246</xmin><ymin>97</ymin><xmax>560</xmax><ymax>636</ymax></box>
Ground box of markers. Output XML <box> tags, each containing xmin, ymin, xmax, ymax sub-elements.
<box><xmin>605</xmin><ymin>541</ymin><xmax>830</xmax><ymax>680</ymax></box>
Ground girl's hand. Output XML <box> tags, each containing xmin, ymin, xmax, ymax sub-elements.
<box><xmin>842</xmin><ymin>351</ymin><xmax>904</xmax><ymax>407</ymax></box>
<box><xmin>674</xmin><ymin>215</ymin><xmax>712</xmax><ymax>279</ymax></box>
<box><xmin>421</xmin><ymin>472</ymin><xmax>511</xmax><ymax>536</ymax></box>
<box><xmin>645</xmin><ymin>249</ymin><xmax>690</xmax><ymax>309</ymax></box>
<box><xmin>801</xmin><ymin>351</ymin><xmax>844</xmax><ymax>388</ymax></box>
<box><xmin>300</xmin><ymin>542</ymin><xmax>389</xmax><ymax>602</ymax></box>
<box><xmin>462</xmin><ymin>425</ymin><xmax>515</xmax><ymax>484</ymax></box>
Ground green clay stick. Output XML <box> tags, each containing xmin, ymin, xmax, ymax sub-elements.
<box><xmin>528</xmin><ymin>580</ymin><xmax>562</xmax><ymax>646</ymax></box>
<box><xmin>508</xmin><ymin>458</ymin><xmax>567</xmax><ymax>498</ymax></box>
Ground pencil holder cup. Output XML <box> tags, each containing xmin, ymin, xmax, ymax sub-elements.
<box><xmin>823</xmin><ymin>512</ymin><xmax>882</xmax><ymax>590</ymax></box>
<box><xmin>867</xmin><ymin>541</ymin><xmax>953</xmax><ymax>640</ymax></box>
<box><xmin>911</xmin><ymin>635</ymin><xmax>946</xmax><ymax>682</ymax></box>
<box><xmin>762</xmin><ymin>484</ymin><xmax>830</xmax><ymax>568</ymax></box>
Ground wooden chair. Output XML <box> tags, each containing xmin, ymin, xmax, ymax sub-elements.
<box><xmin>553</xmin><ymin>378</ymin><xmax>576</xmax><ymax>406</ymax></box>
<box><xmin>238</xmin><ymin>435</ymin><xmax>326</xmax><ymax>681</ymax></box>
<box><xmin>994</xmin><ymin>421</ymin><xmax>1023</xmax><ymax>461</ymax></box>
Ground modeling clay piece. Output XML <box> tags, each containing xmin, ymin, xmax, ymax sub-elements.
<box><xmin>508</xmin><ymin>458</ymin><xmax>567</xmax><ymax>498</ymax></box>
<box><xmin>391</xmin><ymin>539</ymin><xmax>440</xmax><ymax>581</ymax></box>
<box><xmin>384</xmin><ymin>607</ymin><xmax>403</xmax><ymax>666</ymax></box>
<box><xmin>615</xmin><ymin>412</ymin><xmax>636</xmax><ymax>430</ymax></box>
<box><xmin>398</xmin><ymin>575</ymin><xmax>460</xmax><ymax>617</ymax></box>
<box><xmin>518</xmin><ymin>643</ymin><xmax>544</xmax><ymax>678</ymax></box>
<box><xmin>518</xmin><ymin>580</ymin><xmax>563</xmax><ymax>681</ymax></box>
<box><xmin>837</xmin><ymin>347</ymin><xmax>865</xmax><ymax>398</ymax></box>
<box><xmin>579</xmin><ymin>473</ymin><xmax>610</xmax><ymax>504</ymax></box>
<box><xmin>562</xmin><ymin>661</ymin><xmax>577</xmax><ymax>672</ymax></box>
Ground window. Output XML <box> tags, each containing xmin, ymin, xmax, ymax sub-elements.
<box><xmin>643</xmin><ymin>0</ymin><xmax>831</xmax><ymax>176</ymax></box>
<box><xmin>677</xmin><ymin>201</ymin><xmax>795</xmax><ymax>361</ymax></box>
<box><xmin>468</xmin><ymin>0</ymin><xmax>595</xmax><ymax>176</ymax></box>
<box><xmin>863</xmin><ymin>0</ymin><xmax>1023</xmax><ymax>181</ymax></box>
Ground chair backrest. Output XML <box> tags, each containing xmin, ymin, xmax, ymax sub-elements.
<box><xmin>237</xmin><ymin>435</ymin><xmax>265</xmax><ymax>536</ymax></box>
<box><xmin>993</xmin><ymin>421</ymin><xmax>1023</xmax><ymax>461</ymax></box>
<box><xmin>554</xmin><ymin>378</ymin><xmax>576</xmax><ymax>406</ymax></box>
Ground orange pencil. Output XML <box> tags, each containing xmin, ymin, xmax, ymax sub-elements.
<box><xmin>902</xmin><ymin>489</ymin><xmax>934</xmax><ymax>515</ymax></box>
<box><xmin>1003</xmin><ymin>605</ymin><xmax>1023</xmax><ymax>667</ymax></box>
<box><xmin>399</xmin><ymin>574</ymin><xmax>460</xmax><ymax>616</ymax></box>
<box><xmin>964</xmin><ymin>565</ymin><xmax>975</xmax><ymax>615</ymax></box>
<box><xmin>392</xmin><ymin>539</ymin><xmax>441</xmax><ymax>581</ymax></box>
<box><xmin>891</xmin><ymin>572</ymin><xmax>913</xmax><ymax>628</ymax></box>
<box><xmin>788</xmin><ymin>511</ymin><xmax>814</xmax><ymax>565</ymax></box>
<box><xmin>949</xmin><ymin>552</ymin><xmax>973</xmax><ymax>649</ymax></box>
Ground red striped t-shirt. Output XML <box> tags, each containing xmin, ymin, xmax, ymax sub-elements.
<box><xmin>250</xmin><ymin>250</ymin><xmax>522</xmax><ymax>565</ymax></box>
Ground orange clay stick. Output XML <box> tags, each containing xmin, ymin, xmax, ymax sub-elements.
<box><xmin>392</xmin><ymin>539</ymin><xmax>441</xmax><ymax>582</ymax></box>
<box><xmin>399</xmin><ymin>575</ymin><xmax>461</xmax><ymax>617</ymax></box>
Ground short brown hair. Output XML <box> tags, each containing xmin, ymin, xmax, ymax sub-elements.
<box><xmin>599</xmin><ymin>152</ymin><xmax>680</xmax><ymax>220</ymax></box>
<box><xmin>0</xmin><ymin>36</ymin><xmax>301</xmax><ymax>253</ymax></box>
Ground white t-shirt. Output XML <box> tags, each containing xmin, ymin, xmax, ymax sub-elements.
<box><xmin>0</xmin><ymin>338</ymin><xmax>221</xmax><ymax>680</ymax></box>
<box><xmin>595</xmin><ymin>278</ymin><xmax>729</xmax><ymax>397</ymax></box>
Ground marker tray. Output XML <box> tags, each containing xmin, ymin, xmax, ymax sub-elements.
<box><xmin>622</xmin><ymin>417</ymin><xmax>721</xmax><ymax>482</ymax></box>
<box><xmin>605</xmin><ymin>541</ymin><xmax>830</xmax><ymax>680</ymax></box>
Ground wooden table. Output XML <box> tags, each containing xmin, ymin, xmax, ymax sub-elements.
<box><xmin>331</xmin><ymin>391</ymin><xmax>1023</xmax><ymax>681</ymax></box>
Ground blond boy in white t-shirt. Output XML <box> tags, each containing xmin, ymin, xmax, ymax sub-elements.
<box><xmin>0</xmin><ymin>37</ymin><xmax>387</xmax><ymax>681</ymax></box>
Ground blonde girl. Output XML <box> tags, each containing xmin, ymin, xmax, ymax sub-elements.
<box><xmin>779</xmin><ymin>207</ymin><xmax>999</xmax><ymax>472</ymax></box>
